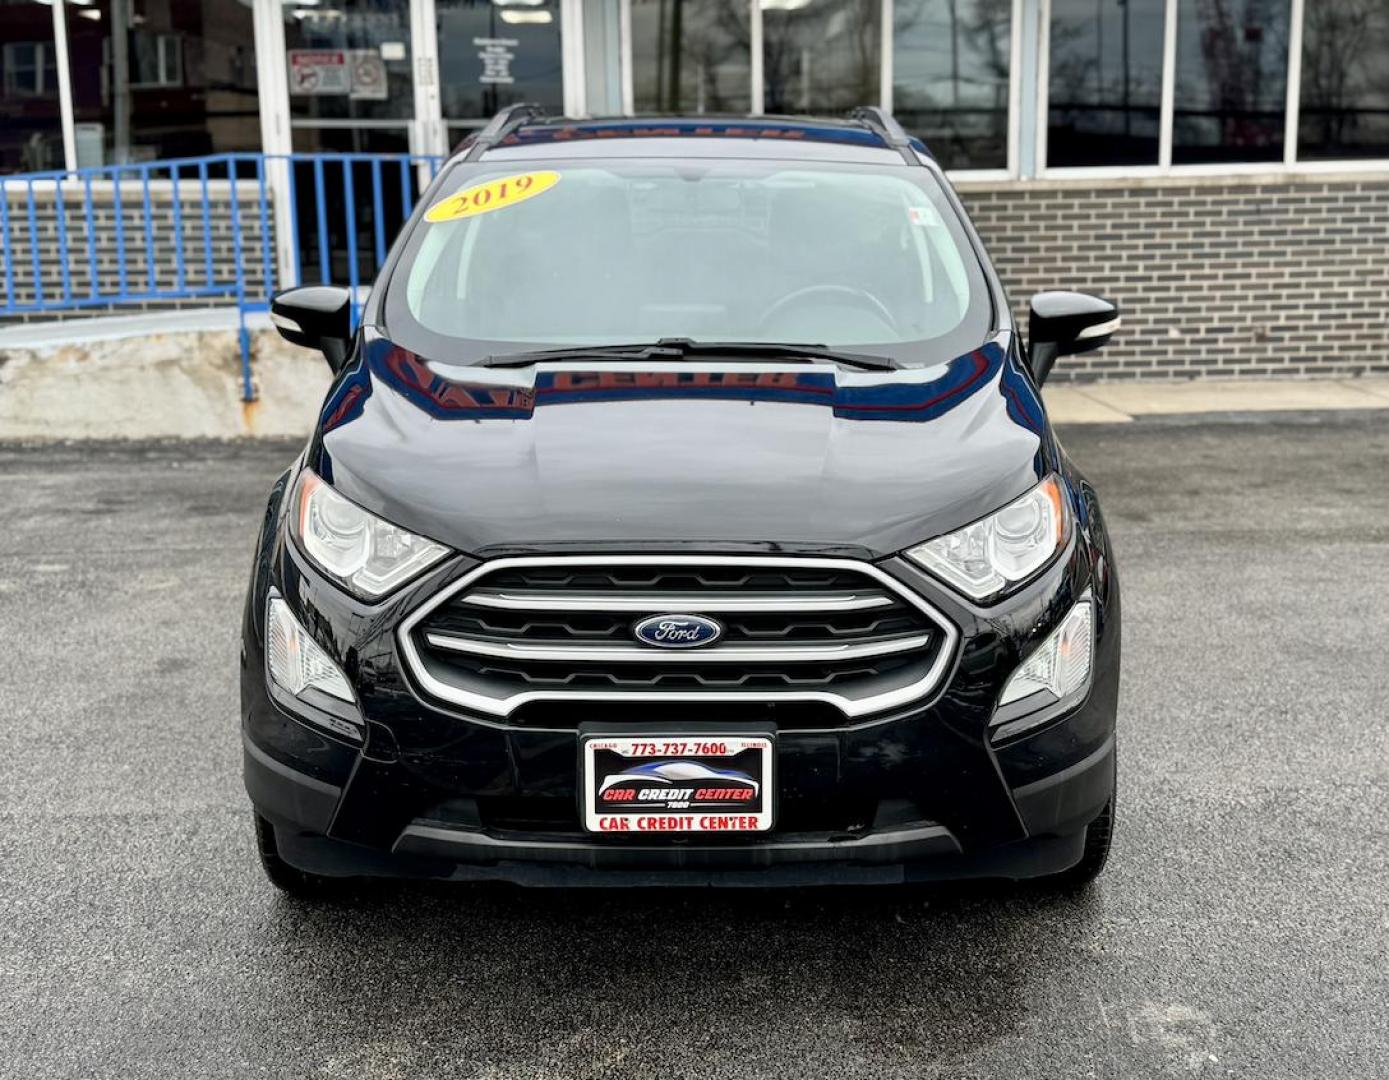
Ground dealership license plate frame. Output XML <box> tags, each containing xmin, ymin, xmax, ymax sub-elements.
<box><xmin>580</xmin><ymin>732</ymin><xmax>775</xmax><ymax>835</ymax></box>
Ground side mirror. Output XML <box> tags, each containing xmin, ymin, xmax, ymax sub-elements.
<box><xmin>1027</xmin><ymin>291</ymin><xmax>1120</xmax><ymax>386</ymax></box>
<box><xmin>270</xmin><ymin>285</ymin><xmax>353</xmax><ymax>373</ymax></box>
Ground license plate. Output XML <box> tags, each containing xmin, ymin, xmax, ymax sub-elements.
<box><xmin>581</xmin><ymin>734</ymin><xmax>774</xmax><ymax>835</ymax></box>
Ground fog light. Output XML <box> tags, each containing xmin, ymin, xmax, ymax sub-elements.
<box><xmin>991</xmin><ymin>595</ymin><xmax>1093</xmax><ymax>742</ymax></box>
<box><xmin>267</xmin><ymin>596</ymin><xmax>356</xmax><ymax>704</ymax></box>
<box><xmin>1000</xmin><ymin>598</ymin><xmax>1093</xmax><ymax>706</ymax></box>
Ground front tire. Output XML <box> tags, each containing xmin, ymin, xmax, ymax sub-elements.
<box><xmin>254</xmin><ymin>814</ymin><xmax>346</xmax><ymax>898</ymax></box>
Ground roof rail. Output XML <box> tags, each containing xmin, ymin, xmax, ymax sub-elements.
<box><xmin>849</xmin><ymin>106</ymin><xmax>919</xmax><ymax>164</ymax></box>
<box><xmin>461</xmin><ymin>103</ymin><xmax>551</xmax><ymax>160</ymax></box>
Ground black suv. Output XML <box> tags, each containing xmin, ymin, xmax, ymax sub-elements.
<box><xmin>246</xmin><ymin>106</ymin><xmax>1121</xmax><ymax>892</ymax></box>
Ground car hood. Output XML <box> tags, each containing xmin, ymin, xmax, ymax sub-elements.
<box><xmin>309</xmin><ymin>334</ymin><xmax>1053</xmax><ymax>558</ymax></box>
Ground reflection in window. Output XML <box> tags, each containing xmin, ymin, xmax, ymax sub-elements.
<box><xmin>1299</xmin><ymin>0</ymin><xmax>1389</xmax><ymax>160</ymax></box>
<box><xmin>762</xmin><ymin>0</ymin><xmax>880</xmax><ymax>116</ymax></box>
<box><xmin>2</xmin><ymin>42</ymin><xmax>59</xmax><ymax>98</ymax></box>
<box><xmin>436</xmin><ymin>0</ymin><xmax>563</xmax><ymax>121</ymax></box>
<box><xmin>1</xmin><ymin>21</ymin><xmax>64</xmax><ymax>171</ymax></box>
<box><xmin>65</xmin><ymin>0</ymin><xmax>258</xmax><ymax>166</ymax></box>
<box><xmin>131</xmin><ymin>33</ymin><xmax>184</xmax><ymax>89</ymax></box>
<box><xmin>893</xmin><ymin>0</ymin><xmax>1011</xmax><ymax>170</ymax></box>
<box><xmin>1048</xmin><ymin>0</ymin><xmax>1165</xmax><ymax>167</ymax></box>
<box><xmin>284</xmin><ymin>0</ymin><xmax>415</xmax><ymax>125</ymax></box>
<box><xmin>631</xmin><ymin>0</ymin><xmax>751</xmax><ymax>114</ymax></box>
<box><xmin>1172</xmin><ymin>0</ymin><xmax>1290</xmax><ymax>164</ymax></box>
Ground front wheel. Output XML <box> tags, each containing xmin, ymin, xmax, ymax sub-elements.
<box><xmin>254</xmin><ymin>814</ymin><xmax>347</xmax><ymax>899</ymax></box>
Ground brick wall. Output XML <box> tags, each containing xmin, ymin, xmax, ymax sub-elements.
<box><xmin>957</xmin><ymin>171</ymin><xmax>1389</xmax><ymax>381</ymax></box>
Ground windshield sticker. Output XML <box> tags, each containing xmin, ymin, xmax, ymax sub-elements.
<box><xmin>424</xmin><ymin>171</ymin><xmax>561</xmax><ymax>223</ymax></box>
<box><xmin>908</xmin><ymin>205</ymin><xmax>944</xmax><ymax>228</ymax></box>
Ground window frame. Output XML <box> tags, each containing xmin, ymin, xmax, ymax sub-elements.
<box><xmin>616</xmin><ymin>0</ymin><xmax>1021</xmax><ymax>179</ymax></box>
<box><xmin>882</xmin><ymin>0</ymin><xmax>1023</xmax><ymax>180</ymax></box>
<box><xmin>1035</xmin><ymin>0</ymin><xmax>1389</xmax><ymax>179</ymax></box>
<box><xmin>3</xmin><ymin>41</ymin><xmax>59</xmax><ymax>98</ymax></box>
<box><xmin>619</xmin><ymin>0</ymin><xmax>759</xmax><ymax>118</ymax></box>
<box><xmin>127</xmin><ymin>32</ymin><xmax>185</xmax><ymax>91</ymax></box>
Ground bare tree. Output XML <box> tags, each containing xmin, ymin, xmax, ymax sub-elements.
<box><xmin>641</xmin><ymin>0</ymin><xmax>752</xmax><ymax>112</ymax></box>
<box><xmin>1299</xmin><ymin>0</ymin><xmax>1379</xmax><ymax>148</ymax></box>
<box><xmin>1192</xmin><ymin>0</ymin><xmax>1286</xmax><ymax>149</ymax></box>
<box><xmin>762</xmin><ymin>0</ymin><xmax>878</xmax><ymax>113</ymax></box>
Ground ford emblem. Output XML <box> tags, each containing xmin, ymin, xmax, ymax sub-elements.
<box><xmin>632</xmin><ymin>613</ymin><xmax>724</xmax><ymax>649</ymax></box>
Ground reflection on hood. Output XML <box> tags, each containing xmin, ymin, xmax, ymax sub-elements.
<box><xmin>310</xmin><ymin>331</ymin><xmax>1052</xmax><ymax>556</ymax></box>
<box><xmin>319</xmin><ymin>337</ymin><xmax>1039</xmax><ymax>435</ymax></box>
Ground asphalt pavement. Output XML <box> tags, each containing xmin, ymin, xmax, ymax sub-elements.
<box><xmin>1</xmin><ymin>415</ymin><xmax>1386</xmax><ymax>1079</ymax></box>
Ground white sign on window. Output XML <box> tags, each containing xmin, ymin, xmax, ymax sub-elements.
<box><xmin>349</xmin><ymin>50</ymin><xmax>388</xmax><ymax>100</ymax></box>
<box><xmin>474</xmin><ymin>37</ymin><xmax>518</xmax><ymax>85</ymax></box>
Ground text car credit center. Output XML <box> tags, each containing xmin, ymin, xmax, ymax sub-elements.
<box><xmin>244</xmin><ymin>105</ymin><xmax>1123</xmax><ymax>892</ymax></box>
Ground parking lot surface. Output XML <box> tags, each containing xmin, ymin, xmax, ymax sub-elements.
<box><xmin>1</xmin><ymin>415</ymin><xmax>1386</xmax><ymax>1079</ymax></box>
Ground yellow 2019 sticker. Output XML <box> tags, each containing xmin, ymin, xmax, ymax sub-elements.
<box><xmin>424</xmin><ymin>171</ymin><xmax>561</xmax><ymax>223</ymax></box>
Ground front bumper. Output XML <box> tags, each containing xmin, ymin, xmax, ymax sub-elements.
<box><xmin>245</xmin><ymin>729</ymin><xmax>1114</xmax><ymax>886</ymax></box>
<box><xmin>240</xmin><ymin>473</ymin><xmax>1120</xmax><ymax>886</ymax></box>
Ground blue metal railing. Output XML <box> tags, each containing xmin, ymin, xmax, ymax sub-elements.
<box><xmin>0</xmin><ymin>151</ymin><xmax>445</xmax><ymax>401</ymax></box>
<box><xmin>280</xmin><ymin>152</ymin><xmax>445</xmax><ymax>332</ymax></box>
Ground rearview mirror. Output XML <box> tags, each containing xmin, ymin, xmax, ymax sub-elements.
<box><xmin>270</xmin><ymin>285</ymin><xmax>353</xmax><ymax>373</ymax></box>
<box><xmin>1027</xmin><ymin>291</ymin><xmax>1120</xmax><ymax>386</ymax></box>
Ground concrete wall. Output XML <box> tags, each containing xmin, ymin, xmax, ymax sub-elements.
<box><xmin>0</xmin><ymin>318</ymin><xmax>330</xmax><ymax>439</ymax></box>
<box><xmin>959</xmin><ymin>171</ymin><xmax>1389</xmax><ymax>381</ymax></box>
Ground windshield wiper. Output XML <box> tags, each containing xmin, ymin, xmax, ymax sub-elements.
<box><xmin>476</xmin><ymin>338</ymin><xmax>900</xmax><ymax>372</ymax></box>
<box><xmin>475</xmin><ymin>343</ymin><xmax>682</xmax><ymax>368</ymax></box>
<box><xmin>662</xmin><ymin>340</ymin><xmax>901</xmax><ymax>371</ymax></box>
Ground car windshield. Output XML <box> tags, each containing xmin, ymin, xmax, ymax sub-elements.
<box><xmin>383</xmin><ymin>157</ymin><xmax>993</xmax><ymax>366</ymax></box>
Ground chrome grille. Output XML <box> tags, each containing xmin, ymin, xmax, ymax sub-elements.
<box><xmin>397</xmin><ymin>556</ymin><xmax>958</xmax><ymax>722</ymax></box>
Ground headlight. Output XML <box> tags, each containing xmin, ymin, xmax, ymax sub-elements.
<box><xmin>906</xmin><ymin>475</ymin><xmax>1069</xmax><ymax>601</ymax></box>
<box><xmin>291</xmin><ymin>468</ymin><xmax>449</xmax><ymax>599</ymax></box>
<box><xmin>991</xmin><ymin>595</ymin><xmax>1094</xmax><ymax>743</ymax></box>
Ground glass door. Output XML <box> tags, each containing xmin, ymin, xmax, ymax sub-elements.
<box><xmin>435</xmin><ymin>0</ymin><xmax>565</xmax><ymax>138</ymax></box>
<box><xmin>281</xmin><ymin>0</ymin><xmax>415</xmax><ymax>149</ymax></box>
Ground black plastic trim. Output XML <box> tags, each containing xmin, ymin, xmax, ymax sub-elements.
<box><xmin>1011</xmin><ymin>735</ymin><xmax>1116</xmax><ymax>839</ymax></box>
<box><xmin>243</xmin><ymin>733</ymin><xmax>342</xmax><ymax>835</ymax></box>
<box><xmin>394</xmin><ymin>821</ymin><xmax>960</xmax><ymax>867</ymax></box>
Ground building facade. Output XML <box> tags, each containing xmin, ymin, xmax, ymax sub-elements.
<box><xmin>3</xmin><ymin>0</ymin><xmax>1388</xmax><ymax>379</ymax></box>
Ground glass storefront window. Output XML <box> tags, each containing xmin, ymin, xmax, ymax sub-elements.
<box><xmin>630</xmin><ymin>0</ymin><xmax>752</xmax><ymax>114</ymax></box>
<box><xmin>892</xmin><ymin>0</ymin><xmax>1011</xmax><ymax>170</ymax></box>
<box><xmin>284</xmin><ymin>0</ymin><xmax>414</xmax><ymax>124</ymax></box>
<box><xmin>1299</xmin><ymin>0</ymin><xmax>1389</xmax><ymax>160</ymax></box>
<box><xmin>8</xmin><ymin>0</ymin><xmax>1389</xmax><ymax>182</ymax></box>
<box><xmin>61</xmin><ymin>0</ymin><xmax>258</xmax><ymax>166</ymax></box>
<box><xmin>0</xmin><ymin>5</ymin><xmax>64</xmax><ymax>172</ymax></box>
<box><xmin>762</xmin><ymin>0</ymin><xmax>880</xmax><ymax>115</ymax></box>
<box><xmin>1047</xmin><ymin>0</ymin><xmax>1165</xmax><ymax>167</ymax></box>
<box><xmin>1172</xmin><ymin>0</ymin><xmax>1290</xmax><ymax>165</ymax></box>
<box><xmin>436</xmin><ymin>0</ymin><xmax>563</xmax><ymax>122</ymax></box>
